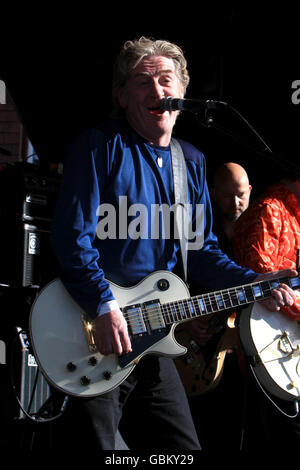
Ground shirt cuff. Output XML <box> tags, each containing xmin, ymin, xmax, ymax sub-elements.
<box><xmin>97</xmin><ymin>299</ymin><xmax>120</xmax><ymax>316</ymax></box>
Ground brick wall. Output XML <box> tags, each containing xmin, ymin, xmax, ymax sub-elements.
<box><xmin>0</xmin><ymin>90</ymin><xmax>28</xmax><ymax>164</ymax></box>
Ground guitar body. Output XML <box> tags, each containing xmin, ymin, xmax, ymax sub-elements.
<box><xmin>30</xmin><ymin>269</ymin><xmax>300</xmax><ymax>400</ymax></box>
<box><xmin>174</xmin><ymin>315</ymin><xmax>237</xmax><ymax>396</ymax></box>
<box><xmin>29</xmin><ymin>271</ymin><xmax>189</xmax><ymax>398</ymax></box>
<box><xmin>239</xmin><ymin>302</ymin><xmax>300</xmax><ymax>401</ymax></box>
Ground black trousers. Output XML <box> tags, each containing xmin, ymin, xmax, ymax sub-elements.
<box><xmin>53</xmin><ymin>356</ymin><xmax>201</xmax><ymax>452</ymax></box>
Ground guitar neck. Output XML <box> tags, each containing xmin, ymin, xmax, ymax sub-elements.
<box><xmin>161</xmin><ymin>275</ymin><xmax>300</xmax><ymax>326</ymax></box>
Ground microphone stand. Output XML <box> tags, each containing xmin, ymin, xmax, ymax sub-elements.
<box><xmin>197</xmin><ymin>102</ymin><xmax>300</xmax><ymax>175</ymax></box>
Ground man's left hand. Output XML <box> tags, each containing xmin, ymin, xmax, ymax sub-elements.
<box><xmin>255</xmin><ymin>268</ymin><xmax>298</xmax><ymax>312</ymax></box>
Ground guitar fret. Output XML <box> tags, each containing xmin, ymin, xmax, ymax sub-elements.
<box><xmin>244</xmin><ymin>285</ymin><xmax>255</xmax><ymax>302</ymax></box>
<box><xmin>176</xmin><ymin>301</ymin><xmax>186</xmax><ymax>322</ymax></box>
<box><xmin>290</xmin><ymin>276</ymin><xmax>300</xmax><ymax>289</ymax></box>
<box><xmin>236</xmin><ymin>287</ymin><xmax>247</xmax><ymax>304</ymax></box>
<box><xmin>251</xmin><ymin>284</ymin><xmax>263</xmax><ymax>299</ymax></box>
<box><xmin>186</xmin><ymin>300</ymin><xmax>195</xmax><ymax>319</ymax></box>
<box><xmin>215</xmin><ymin>292</ymin><xmax>225</xmax><ymax>309</ymax></box>
<box><xmin>187</xmin><ymin>299</ymin><xmax>197</xmax><ymax>318</ymax></box>
<box><xmin>171</xmin><ymin>303</ymin><xmax>180</xmax><ymax>322</ymax></box>
<box><xmin>177</xmin><ymin>300</ymin><xmax>186</xmax><ymax>320</ymax></box>
<box><xmin>203</xmin><ymin>295</ymin><xmax>213</xmax><ymax>313</ymax></box>
<box><xmin>196</xmin><ymin>297</ymin><xmax>207</xmax><ymax>315</ymax></box>
<box><xmin>162</xmin><ymin>303</ymin><xmax>172</xmax><ymax>324</ymax></box>
<box><xmin>160</xmin><ymin>274</ymin><xmax>300</xmax><ymax>327</ymax></box>
<box><xmin>269</xmin><ymin>280</ymin><xmax>280</xmax><ymax>289</ymax></box>
<box><xmin>222</xmin><ymin>291</ymin><xmax>233</xmax><ymax>309</ymax></box>
<box><xmin>228</xmin><ymin>289</ymin><xmax>239</xmax><ymax>307</ymax></box>
<box><xmin>192</xmin><ymin>298</ymin><xmax>203</xmax><ymax>316</ymax></box>
<box><xmin>210</xmin><ymin>293</ymin><xmax>219</xmax><ymax>311</ymax></box>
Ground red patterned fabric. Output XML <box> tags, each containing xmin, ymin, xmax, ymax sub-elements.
<box><xmin>233</xmin><ymin>183</ymin><xmax>300</xmax><ymax>319</ymax></box>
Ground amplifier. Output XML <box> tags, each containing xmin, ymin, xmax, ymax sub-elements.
<box><xmin>0</xmin><ymin>162</ymin><xmax>61</xmax><ymax>221</ymax></box>
<box><xmin>13</xmin><ymin>328</ymin><xmax>51</xmax><ymax>420</ymax></box>
<box><xmin>22</xmin><ymin>223</ymin><xmax>56</xmax><ymax>287</ymax></box>
<box><xmin>0</xmin><ymin>163</ymin><xmax>61</xmax><ymax>287</ymax></box>
<box><xmin>23</xmin><ymin>193</ymin><xmax>55</xmax><ymax>223</ymax></box>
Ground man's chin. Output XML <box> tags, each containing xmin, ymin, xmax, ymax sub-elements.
<box><xmin>226</xmin><ymin>212</ymin><xmax>241</xmax><ymax>222</ymax></box>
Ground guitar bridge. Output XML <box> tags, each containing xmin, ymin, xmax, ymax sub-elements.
<box><xmin>259</xmin><ymin>331</ymin><xmax>300</xmax><ymax>364</ymax></box>
<box><xmin>279</xmin><ymin>331</ymin><xmax>300</xmax><ymax>357</ymax></box>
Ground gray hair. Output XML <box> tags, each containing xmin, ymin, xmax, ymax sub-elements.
<box><xmin>111</xmin><ymin>36</ymin><xmax>190</xmax><ymax>116</ymax></box>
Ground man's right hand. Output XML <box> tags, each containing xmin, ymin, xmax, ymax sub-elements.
<box><xmin>93</xmin><ymin>309</ymin><xmax>132</xmax><ymax>356</ymax></box>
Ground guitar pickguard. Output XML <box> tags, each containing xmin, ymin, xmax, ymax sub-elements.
<box><xmin>119</xmin><ymin>329</ymin><xmax>168</xmax><ymax>368</ymax></box>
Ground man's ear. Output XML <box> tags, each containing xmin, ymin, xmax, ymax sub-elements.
<box><xmin>117</xmin><ymin>88</ymin><xmax>128</xmax><ymax>109</ymax></box>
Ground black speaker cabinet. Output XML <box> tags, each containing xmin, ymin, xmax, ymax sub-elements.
<box><xmin>0</xmin><ymin>163</ymin><xmax>61</xmax><ymax>288</ymax></box>
<box><xmin>22</xmin><ymin>222</ymin><xmax>56</xmax><ymax>288</ymax></box>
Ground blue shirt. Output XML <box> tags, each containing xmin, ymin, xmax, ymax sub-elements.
<box><xmin>51</xmin><ymin>119</ymin><xmax>257</xmax><ymax>318</ymax></box>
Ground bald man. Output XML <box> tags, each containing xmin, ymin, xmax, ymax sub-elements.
<box><xmin>211</xmin><ymin>162</ymin><xmax>252</xmax><ymax>244</ymax></box>
<box><xmin>183</xmin><ymin>163</ymin><xmax>252</xmax><ymax>344</ymax></box>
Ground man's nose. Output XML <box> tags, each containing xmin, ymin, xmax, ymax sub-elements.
<box><xmin>234</xmin><ymin>195</ymin><xmax>241</xmax><ymax>207</ymax></box>
<box><xmin>150</xmin><ymin>79</ymin><xmax>165</xmax><ymax>99</ymax></box>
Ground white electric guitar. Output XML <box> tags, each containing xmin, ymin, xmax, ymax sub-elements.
<box><xmin>29</xmin><ymin>270</ymin><xmax>300</xmax><ymax>400</ymax></box>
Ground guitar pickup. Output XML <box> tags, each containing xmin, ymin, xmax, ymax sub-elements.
<box><xmin>124</xmin><ymin>304</ymin><xmax>147</xmax><ymax>336</ymax></box>
<box><xmin>144</xmin><ymin>299</ymin><xmax>165</xmax><ymax>331</ymax></box>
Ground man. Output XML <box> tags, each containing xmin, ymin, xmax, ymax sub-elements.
<box><xmin>211</xmin><ymin>162</ymin><xmax>252</xmax><ymax>255</ymax></box>
<box><xmin>51</xmin><ymin>37</ymin><xmax>296</xmax><ymax>451</ymax></box>
<box><xmin>233</xmin><ymin>174</ymin><xmax>300</xmax><ymax>447</ymax></box>
<box><xmin>184</xmin><ymin>162</ymin><xmax>252</xmax><ymax>344</ymax></box>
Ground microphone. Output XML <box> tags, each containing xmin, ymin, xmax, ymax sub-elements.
<box><xmin>160</xmin><ymin>97</ymin><xmax>227</xmax><ymax>113</ymax></box>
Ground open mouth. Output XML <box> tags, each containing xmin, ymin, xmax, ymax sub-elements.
<box><xmin>148</xmin><ymin>106</ymin><xmax>165</xmax><ymax>116</ymax></box>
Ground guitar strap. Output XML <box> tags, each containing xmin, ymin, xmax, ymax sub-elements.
<box><xmin>170</xmin><ymin>138</ymin><xmax>189</xmax><ymax>283</ymax></box>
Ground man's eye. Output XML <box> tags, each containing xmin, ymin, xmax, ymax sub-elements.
<box><xmin>136</xmin><ymin>76</ymin><xmax>150</xmax><ymax>86</ymax></box>
<box><xmin>138</xmin><ymin>80</ymin><xmax>149</xmax><ymax>86</ymax></box>
<box><xmin>161</xmin><ymin>77</ymin><xmax>172</xmax><ymax>84</ymax></box>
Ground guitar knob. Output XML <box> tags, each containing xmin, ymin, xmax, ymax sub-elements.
<box><xmin>80</xmin><ymin>375</ymin><xmax>91</xmax><ymax>386</ymax></box>
<box><xmin>103</xmin><ymin>371</ymin><xmax>112</xmax><ymax>380</ymax></box>
<box><xmin>67</xmin><ymin>362</ymin><xmax>77</xmax><ymax>372</ymax></box>
<box><xmin>157</xmin><ymin>279</ymin><xmax>169</xmax><ymax>291</ymax></box>
<box><xmin>88</xmin><ymin>356</ymin><xmax>98</xmax><ymax>366</ymax></box>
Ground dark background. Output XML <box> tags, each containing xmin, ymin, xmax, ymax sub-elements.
<box><xmin>0</xmin><ymin>5</ymin><xmax>300</xmax><ymax>451</ymax></box>
<box><xmin>1</xmin><ymin>6</ymin><xmax>300</xmax><ymax>198</ymax></box>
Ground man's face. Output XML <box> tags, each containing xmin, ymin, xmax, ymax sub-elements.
<box><xmin>213</xmin><ymin>177</ymin><xmax>252</xmax><ymax>222</ymax></box>
<box><xmin>118</xmin><ymin>55</ymin><xmax>184</xmax><ymax>146</ymax></box>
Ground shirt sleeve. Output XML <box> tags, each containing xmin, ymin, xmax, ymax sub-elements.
<box><xmin>51</xmin><ymin>129</ymin><xmax>116</xmax><ymax>319</ymax></box>
<box><xmin>233</xmin><ymin>200</ymin><xmax>300</xmax><ymax>318</ymax></box>
<box><xmin>233</xmin><ymin>202</ymin><xmax>282</xmax><ymax>273</ymax></box>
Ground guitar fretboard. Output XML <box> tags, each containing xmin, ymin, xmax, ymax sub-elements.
<box><xmin>161</xmin><ymin>275</ymin><xmax>300</xmax><ymax>326</ymax></box>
